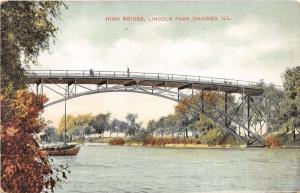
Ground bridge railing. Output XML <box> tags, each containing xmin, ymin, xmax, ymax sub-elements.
<box><xmin>26</xmin><ymin>70</ymin><xmax>264</xmax><ymax>88</ymax></box>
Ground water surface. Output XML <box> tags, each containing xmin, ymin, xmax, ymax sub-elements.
<box><xmin>52</xmin><ymin>145</ymin><xmax>300</xmax><ymax>193</ymax></box>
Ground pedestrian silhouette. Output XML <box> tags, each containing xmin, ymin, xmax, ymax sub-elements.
<box><xmin>127</xmin><ymin>67</ymin><xmax>130</xmax><ymax>77</ymax></box>
<box><xmin>89</xmin><ymin>69</ymin><xmax>94</xmax><ymax>76</ymax></box>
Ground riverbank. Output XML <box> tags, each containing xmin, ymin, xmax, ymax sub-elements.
<box><xmin>76</xmin><ymin>137</ymin><xmax>300</xmax><ymax>149</ymax></box>
<box><xmin>127</xmin><ymin>143</ymin><xmax>248</xmax><ymax>149</ymax></box>
<box><xmin>82</xmin><ymin>142</ymin><xmax>300</xmax><ymax>149</ymax></box>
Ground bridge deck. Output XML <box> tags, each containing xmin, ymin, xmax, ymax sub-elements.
<box><xmin>26</xmin><ymin>70</ymin><xmax>264</xmax><ymax>95</ymax></box>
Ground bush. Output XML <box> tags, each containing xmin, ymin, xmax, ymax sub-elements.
<box><xmin>265</xmin><ymin>134</ymin><xmax>282</xmax><ymax>147</ymax></box>
<box><xmin>143</xmin><ymin>137</ymin><xmax>197</xmax><ymax>146</ymax></box>
<box><xmin>109</xmin><ymin>138</ymin><xmax>125</xmax><ymax>145</ymax></box>
<box><xmin>200</xmin><ymin>128</ymin><xmax>226</xmax><ymax>145</ymax></box>
<box><xmin>129</xmin><ymin>130</ymin><xmax>149</xmax><ymax>142</ymax></box>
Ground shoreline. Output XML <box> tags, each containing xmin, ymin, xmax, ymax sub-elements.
<box><xmin>82</xmin><ymin>142</ymin><xmax>300</xmax><ymax>149</ymax></box>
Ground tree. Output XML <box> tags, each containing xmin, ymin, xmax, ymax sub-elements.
<box><xmin>147</xmin><ymin>120</ymin><xmax>156</xmax><ymax>136</ymax></box>
<box><xmin>1</xmin><ymin>1</ymin><xmax>66</xmax><ymax>192</ymax></box>
<box><xmin>1</xmin><ymin>1</ymin><xmax>65</xmax><ymax>91</ymax></box>
<box><xmin>72</xmin><ymin>114</ymin><xmax>93</xmax><ymax>138</ymax></box>
<box><xmin>90</xmin><ymin>113</ymin><xmax>111</xmax><ymax>135</ymax></box>
<box><xmin>57</xmin><ymin>114</ymin><xmax>75</xmax><ymax>135</ymax></box>
<box><xmin>111</xmin><ymin>118</ymin><xmax>121</xmax><ymax>137</ymax></box>
<box><xmin>166</xmin><ymin>114</ymin><xmax>180</xmax><ymax>137</ymax></box>
<box><xmin>194</xmin><ymin>114</ymin><xmax>215</xmax><ymax>136</ymax></box>
<box><xmin>1</xmin><ymin>90</ymin><xmax>67</xmax><ymax>193</ymax></box>
<box><xmin>118</xmin><ymin>121</ymin><xmax>129</xmax><ymax>133</ymax></box>
<box><xmin>43</xmin><ymin>126</ymin><xmax>57</xmax><ymax>142</ymax></box>
<box><xmin>175</xmin><ymin>92</ymin><xmax>225</xmax><ymax>138</ymax></box>
<box><xmin>126</xmin><ymin>113</ymin><xmax>138</xmax><ymax>136</ymax></box>
<box><xmin>156</xmin><ymin>116</ymin><xmax>168</xmax><ymax>138</ymax></box>
<box><xmin>279</xmin><ymin>66</ymin><xmax>300</xmax><ymax>141</ymax></box>
<box><xmin>283</xmin><ymin>66</ymin><xmax>300</xmax><ymax>99</ymax></box>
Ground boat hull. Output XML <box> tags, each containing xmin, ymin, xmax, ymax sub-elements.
<box><xmin>44</xmin><ymin>145</ymin><xmax>80</xmax><ymax>156</ymax></box>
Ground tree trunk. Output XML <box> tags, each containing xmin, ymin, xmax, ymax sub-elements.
<box><xmin>185</xmin><ymin>129</ymin><xmax>188</xmax><ymax>138</ymax></box>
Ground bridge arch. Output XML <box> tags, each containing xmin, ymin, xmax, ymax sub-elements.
<box><xmin>43</xmin><ymin>86</ymin><xmax>182</xmax><ymax>108</ymax></box>
<box><xmin>27</xmin><ymin>70</ymin><xmax>266</xmax><ymax>146</ymax></box>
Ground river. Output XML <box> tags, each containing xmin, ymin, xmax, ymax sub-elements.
<box><xmin>52</xmin><ymin>145</ymin><xmax>300</xmax><ymax>193</ymax></box>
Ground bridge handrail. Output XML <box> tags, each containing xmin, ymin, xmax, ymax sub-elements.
<box><xmin>26</xmin><ymin>70</ymin><xmax>280</xmax><ymax>89</ymax></box>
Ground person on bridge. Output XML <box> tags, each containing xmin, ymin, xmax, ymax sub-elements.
<box><xmin>127</xmin><ymin>67</ymin><xmax>130</xmax><ymax>77</ymax></box>
<box><xmin>90</xmin><ymin>69</ymin><xmax>94</xmax><ymax>76</ymax></box>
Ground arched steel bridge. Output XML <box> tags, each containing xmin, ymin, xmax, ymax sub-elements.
<box><xmin>26</xmin><ymin>70</ymin><xmax>269</xmax><ymax>147</ymax></box>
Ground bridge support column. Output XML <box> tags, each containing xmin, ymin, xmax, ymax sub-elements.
<box><xmin>201</xmin><ymin>90</ymin><xmax>204</xmax><ymax>112</ymax></box>
<box><xmin>41</xmin><ymin>78</ymin><xmax>44</xmax><ymax>103</ymax></box>
<box><xmin>225</xmin><ymin>92</ymin><xmax>228</xmax><ymax>126</ymax></box>
<box><xmin>247</xmin><ymin>95</ymin><xmax>250</xmax><ymax>143</ymax></box>
<box><xmin>36</xmin><ymin>83</ymin><xmax>39</xmax><ymax>96</ymax></box>
<box><xmin>241</xmin><ymin>88</ymin><xmax>245</xmax><ymax>136</ymax></box>
<box><xmin>75</xmin><ymin>79</ymin><xmax>77</xmax><ymax>94</ymax></box>
<box><xmin>217</xmin><ymin>85</ymin><xmax>220</xmax><ymax>110</ymax></box>
<box><xmin>192</xmin><ymin>84</ymin><xmax>194</xmax><ymax>97</ymax></box>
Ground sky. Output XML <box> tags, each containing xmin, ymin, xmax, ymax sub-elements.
<box><xmin>32</xmin><ymin>1</ymin><xmax>300</xmax><ymax>127</ymax></box>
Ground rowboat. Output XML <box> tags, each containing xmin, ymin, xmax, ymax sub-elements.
<box><xmin>43</xmin><ymin>144</ymin><xmax>80</xmax><ymax>156</ymax></box>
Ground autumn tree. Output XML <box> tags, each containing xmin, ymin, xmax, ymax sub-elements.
<box><xmin>57</xmin><ymin>114</ymin><xmax>75</xmax><ymax>135</ymax></box>
<box><xmin>57</xmin><ymin>114</ymin><xmax>94</xmax><ymax>137</ymax></box>
<box><xmin>1</xmin><ymin>1</ymin><xmax>66</xmax><ymax>192</ymax></box>
<box><xmin>175</xmin><ymin>92</ymin><xmax>226</xmax><ymax>138</ymax></box>
<box><xmin>1</xmin><ymin>90</ymin><xmax>68</xmax><ymax>193</ymax></box>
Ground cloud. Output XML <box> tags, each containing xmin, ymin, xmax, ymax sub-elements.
<box><xmin>226</xmin><ymin>20</ymin><xmax>260</xmax><ymax>40</ymax></box>
<box><xmin>34</xmin><ymin>3</ymin><xmax>300</xmax><ymax>127</ymax></box>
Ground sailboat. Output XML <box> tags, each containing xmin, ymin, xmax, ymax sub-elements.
<box><xmin>43</xmin><ymin>98</ymin><xmax>80</xmax><ymax>156</ymax></box>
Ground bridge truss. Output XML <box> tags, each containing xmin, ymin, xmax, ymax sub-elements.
<box><xmin>27</xmin><ymin>70</ymin><xmax>270</xmax><ymax>146</ymax></box>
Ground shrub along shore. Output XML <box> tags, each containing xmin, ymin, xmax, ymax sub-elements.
<box><xmin>93</xmin><ymin>137</ymin><xmax>299</xmax><ymax>148</ymax></box>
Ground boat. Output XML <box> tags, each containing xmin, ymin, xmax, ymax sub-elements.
<box><xmin>41</xmin><ymin>99</ymin><xmax>81</xmax><ymax>156</ymax></box>
<box><xmin>43</xmin><ymin>144</ymin><xmax>80</xmax><ymax>156</ymax></box>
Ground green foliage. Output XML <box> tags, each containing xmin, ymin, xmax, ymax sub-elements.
<box><xmin>90</xmin><ymin>113</ymin><xmax>111</xmax><ymax>134</ymax></box>
<box><xmin>194</xmin><ymin>114</ymin><xmax>215</xmax><ymax>135</ymax></box>
<box><xmin>1</xmin><ymin>1</ymin><xmax>66</xmax><ymax>90</ymax></box>
<box><xmin>199</xmin><ymin>128</ymin><xmax>226</xmax><ymax>145</ymax></box>
<box><xmin>1</xmin><ymin>2</ymin><xmax>66</xmax><ymax>192</ymax></box>
<box><xmin>126</xmin><ymin>113</ymin><xmax>140</xmax><ymax>136</ymax></box>
<box><xmin>252</xmin><ymin>84</ymin><xmax>285</xmax><ymax>132</ymax></box>
<box><xmin>276</xmin><ymin>66</ymin><xmax>300</xmax><ymax>139</ymax></box>
<box><xmin>147</xmin><ymin>119</ymin><xmax>156</xmax><ymax>135</ymax></box>
<box><xmin>283</xmin><ymin>66</ymin><xmax>300</xmax><ymax>99</ymax></box>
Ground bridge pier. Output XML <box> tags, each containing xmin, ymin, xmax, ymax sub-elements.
<box><xmin>247</xmin><ymin>95</ymin><xmax>250</xmax><ymax>144</ymax></box>
<box><xmin>201</xmin><ymin>90</ymin><xmax>204</xmax><ymax>112</ymax></box>
<box><xmin>225</xmin><ymin>92</ymin><xmax>228</xmax><ymax>126</ymax></box>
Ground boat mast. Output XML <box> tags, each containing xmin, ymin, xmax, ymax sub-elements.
<box><xmin>64</xmin><ymin>94</ymin><xmax>67</xmax><ymax>147</ymax></box>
